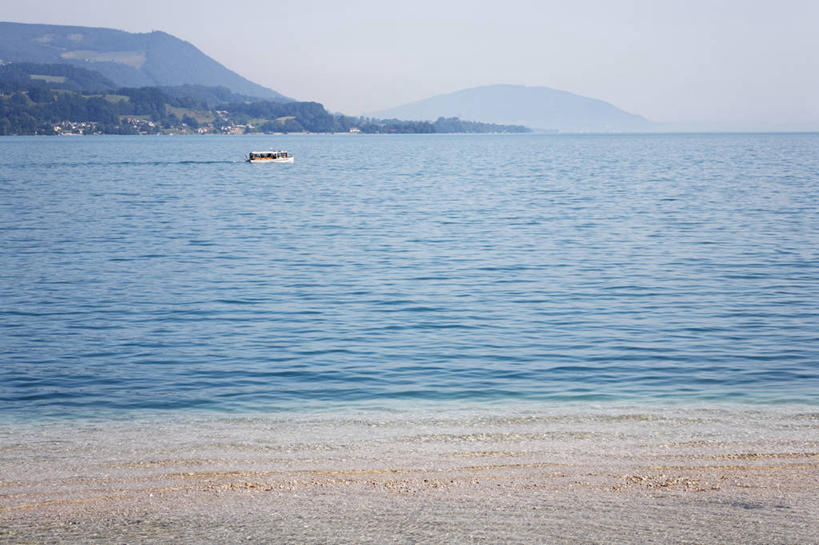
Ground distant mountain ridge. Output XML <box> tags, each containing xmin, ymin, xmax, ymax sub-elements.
<box><xmin>371</xmin><ymin>84</ymin><xmax>653</xmax><ymax>132</ymax></box>
<box><xmin>0</xmin><ymin>21</ymin><xmax>289</xmax><ymax>101</ymax></box>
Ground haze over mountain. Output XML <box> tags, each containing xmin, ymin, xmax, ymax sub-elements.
<box><xmin>0</xmin><ymin>22</ymin><xmax>289</xmax><ymax>101</ymax></box>
<box><xmin>371</xmin><ymin>85</ymin><xmax>654</xmax><ymax>133</ymax></box>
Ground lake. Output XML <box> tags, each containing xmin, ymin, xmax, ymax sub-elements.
<box><xmin>1</xmin><ymin>133</ymin><xmax>817</xmax><ymax>419</ymax></box>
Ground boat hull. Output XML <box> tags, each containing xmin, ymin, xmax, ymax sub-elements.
<box><xmin>247</xmin><ymin>157</ymin><xmax>294</xmax><ymax>163</ymax></box>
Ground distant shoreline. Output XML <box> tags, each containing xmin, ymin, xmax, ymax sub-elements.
<box><xmin>2</xmin><ymin>130</ymin><xmax>818</xmax><ymax>137</ymax></box>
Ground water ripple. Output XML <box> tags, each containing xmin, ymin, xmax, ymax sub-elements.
<box><xmin>1</xmin><ymin>133</ymin><xmax>818</xmax><ymax>417</ymax></box>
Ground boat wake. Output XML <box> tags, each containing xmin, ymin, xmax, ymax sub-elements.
<box><xmin>38</xmin><ymin>160</ymin><xmax>246</xmax><ymax>167</ymax></box>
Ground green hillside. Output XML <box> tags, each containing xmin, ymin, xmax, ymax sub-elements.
<box><xmin>0</xmin><ymin>62</ymin><xmax>116</xmax><ymax>92</ymax></box>
<box><xmin>0</xmin><ymin>82</ymin><xmax>341</xmax><ymax>135</ymax></box>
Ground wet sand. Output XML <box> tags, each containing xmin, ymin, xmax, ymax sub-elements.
<box><xmin>1</xmin><ymin>405</ymin><xmax>817</xmax><ymax>544</ymax></box>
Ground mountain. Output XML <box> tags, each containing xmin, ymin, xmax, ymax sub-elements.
<box><xmin>0</xmin><ymin>22</ymin><xmax>289</xmax><ymax>101</ymax></box>
<box><xmin>370</xmin><ymin>84</ymin><xmax>653</xmax><ymax>132</ymax></box>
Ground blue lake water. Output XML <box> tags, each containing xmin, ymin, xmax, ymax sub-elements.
<box><xmin>1</xmin><ymin>133</ymin><xmax>817</xmax><ymax>418</ymax></box>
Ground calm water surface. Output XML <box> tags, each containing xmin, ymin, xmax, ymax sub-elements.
<box><xmin>1</xmin><ymin>134</ymin><xmax>817</xmax><ymax>417</ymax></box>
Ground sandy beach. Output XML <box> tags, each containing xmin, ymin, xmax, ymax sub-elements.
<box><xmin>0</xmin><ymin>404</ymin><xmax>816</xmax><ymax>544</ymax></box>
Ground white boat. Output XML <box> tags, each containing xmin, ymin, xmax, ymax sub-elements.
<box><xmin>245</xmin><ymin>150</ymin><xmax>294</xmax><ymax>163</ymax></box>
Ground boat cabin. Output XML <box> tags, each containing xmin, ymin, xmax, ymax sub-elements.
<box><xmin>248</xmin><ymin>151</ymin><xmax>292</xmax><ymax>161</ymax></box>
<box><xmin>246</xmin><ymin>150</ymin><xmax>294</xmax><ymax>163</ymax></box>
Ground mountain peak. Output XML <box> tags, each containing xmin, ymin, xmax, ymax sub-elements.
<box><xmin>370</xmin><ymin>84</ymin><xmax>652</xmax><ymax>132</ymax></box>
<box><xmin>0</xmin><ymin>21</ymin><xmax>290</xmax><ymax>101</ymax></box>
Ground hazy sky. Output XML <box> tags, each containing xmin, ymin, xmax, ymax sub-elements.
<box><xmin>4</xmin><ymin>0</ymin><xmax>818</xmax><ymax>128</ymax></box>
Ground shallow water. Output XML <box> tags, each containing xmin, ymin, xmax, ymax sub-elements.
<box><xmin>1</xmin><ymin>404</ymin><xmax>816</xmax><ymax>544</ymax></box>
<box><xmin>1</xmin><ymin>133</ymin><xmax>818</xmax><ymax>418</ymax></box>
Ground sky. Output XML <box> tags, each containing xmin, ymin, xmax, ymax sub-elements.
<box><xmin>4</xmin><ymin>0</ymin><xmax>818</xmax><ymax>129</ymax></box>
